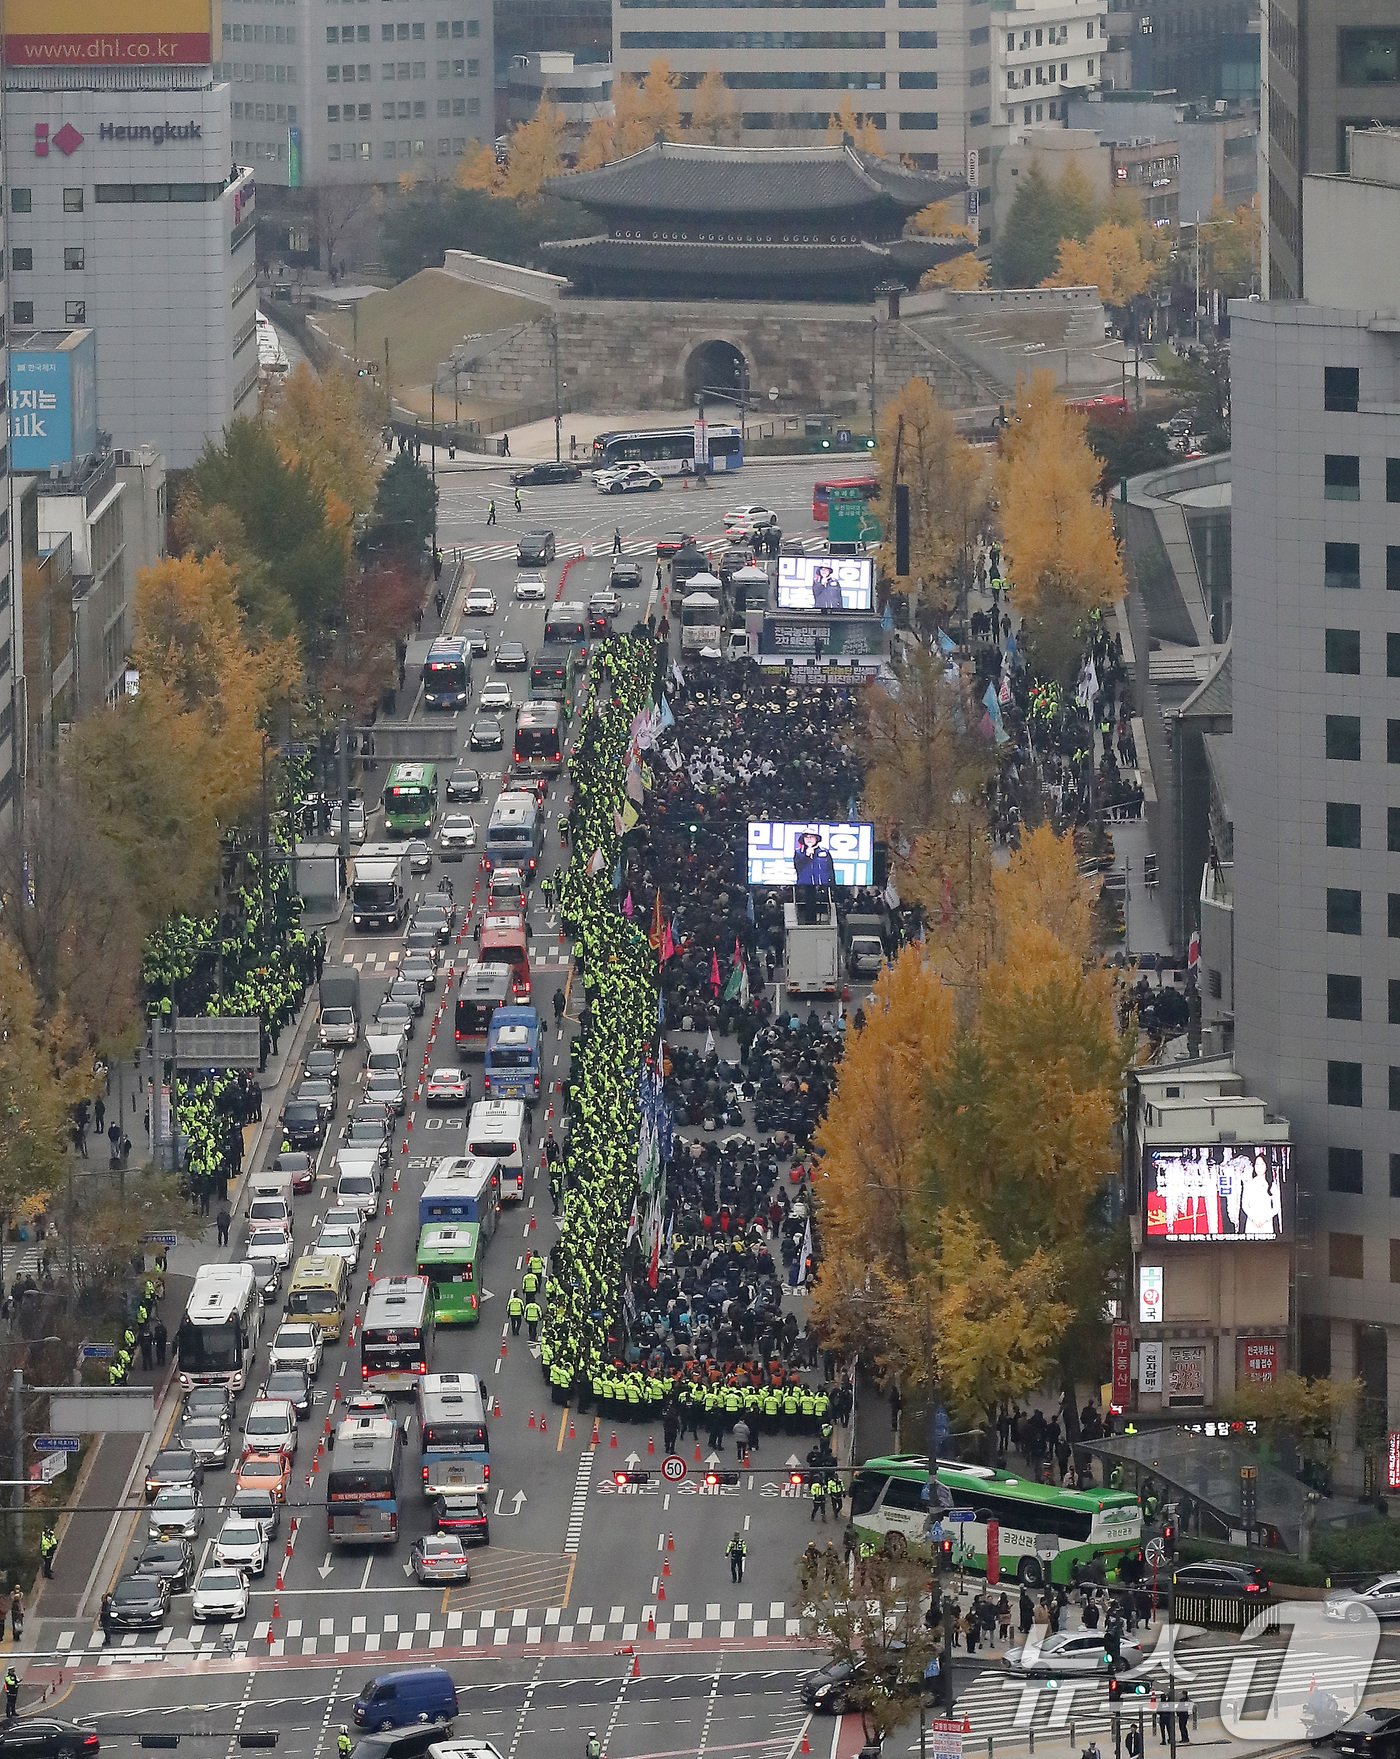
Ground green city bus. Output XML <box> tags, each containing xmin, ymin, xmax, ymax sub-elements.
<box><xmin>850</xmin><ymin>1454</ymin><xmax>1144</xmax><ymax>1588</ymax></box>
<box><xmin>382</xmin><ymin>762</ymin><xmax>438</xmax><ymax>837</ymax></box>
<box><xmin>415</xmin><ymin>1222</ymin><xmax>482</xmax><ymax>1326</ymax></box>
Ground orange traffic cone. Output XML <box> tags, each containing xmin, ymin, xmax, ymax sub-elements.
<box><xmin>631</xmin><ymin>1653</ymin><xmax>640</xmax><ymax>1678</ymax></box>
<box><xmin>528</xmin><ymin>1411</ymin><xmax>536</xmax><ymax>1429</ymax></box>
<box><xmin>610</xmin><ymin>1430</ymin><xmax>618</xmax><ymax>1449</ymax></box>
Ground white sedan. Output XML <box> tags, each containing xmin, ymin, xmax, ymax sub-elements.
<box><xmin>479</xmin><ymin>680</ymin><xmax>514</xmax><ymax>711</ymax></box>
<box><xmin>246</xmin><ymin>1224</ymin><xmax>292</xmax><ymax>1271</ymax></box>
<box><xmin>438</xmin><ymin>813</ymin><xmax>478</xmax><ymax>859</ymax></box>
<box><xmin>591</xmin><ymin>461</ymin><xmax>649</xmax><ymax>488</ymax></box>
<box><xmin>1004</xmin><ymin>1631</ymin><xmax>1147</xmax><ymax>1677</ymax></box>
<box><xmin>269</xmin><ymin>1322</ymin><xmax>323</xmax><ymax>1379</ymax></box>
<box><xmin>514</xmin><ymin>573</ymin><xmax>547</xmax><ymax>601</ymax></box>
<box><xmin>600</xmin><ymin>470</ymin><xmax>663</xmax><ymax>495</ymax></box>
<box><xmin>425</xmin><ymin>1067</ymin><xmax>469</xmax><ymax>1107</ymax></box>
<box><xmin>241</xmin><ymin>1398</ymin><xmax>298</xmax><ymax>1460</ymax></box>
<box><xmin>465</xmin><ymin>586</ymin><xmax>497</xmax><ymax>615</ymax></box>
<box><xmin>213</xmin><ymin>1515</ymin><xmax>268</xmax><ymax>1577</ymax></box>
<box><xmin>723</xmin><ymin>504</ymin><xmax>778</xmax><ymax>534</ymax></box>
<box><xmin>315</xmin><ymin>1223</ymin><xmax>362</xmax><ymax>1271</ymax></box>
<box><xmin>191</xmin><ymin>1566</ymin><xmax>250</xmax><ymax>1623</ymax></box>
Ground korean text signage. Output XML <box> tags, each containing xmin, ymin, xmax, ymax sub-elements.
<box><xmin>1139</xmin><ymin>1341</ymin><xmax>1163</xmax><ymax>1395</ymax></box>
<box><xmin>5</xmin><ymin>0</ymin><xmax>216</xmax><ymax>67</ymax></box>
<box><xmin>1388</xmin><ymin>1431</ymin><xmax>1400</xmax><ymax>1494</ymax></box>
<box><xmin>1137</xmin><ymin>1263</ymin><xmax>1163</xmax><ymax>1326</ymax></box>
<box><xmin>1238</xmin><ymin>1337</ymin><xmax>1280</xmax><ymax>1386</ymax></box>
<box><xmin>10</xmin><ymin>335</ymin><xmax>99</xmax><ymax>473</ymax></box>
<box><xmin>1111</xmin><ymin>1322</ymin><xmax>1132</xmax><ymax>1409</ymax></box>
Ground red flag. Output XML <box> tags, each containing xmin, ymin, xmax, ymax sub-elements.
<box><xmin>661</xmin><ymin>924</ymin><xmax>676</xmax><ymax>963</ymax></box>
<box><xmin>648</xmin><ymin>890</ymin><xmax>664</xmax><ymax>955</ymax></box>
<box><xmin>710</xmin><ymin>950</ymin><xmax>721</xmax><ymax>994</ymax></box>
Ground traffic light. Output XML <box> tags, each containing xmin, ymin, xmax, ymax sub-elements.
<box><xmin>936</xmin><ymin>1536</ymin><xmax>954</xmax><ymax>1569</ymax></box>
<box><xmin>613</xmin><ymin>1470</ymin><xmax>651</xmax><ymax>1486</ymax></box>
<box><xmin>704</xmin><ymin>1470</ymin><xmax>739</xmax><ymax>1487</ymax></box>
<box><xmin>789</xmin><ymin>1470</ymin><xmax>808</xmax><ymax>1487</ymax></box>
<box><xmin>1162</xmin><ymin>1519</ymin><xmax>1176</xmax><ymax>1560</ymax></box>
<box><xmin>1107</xmin><ymin>1677</ymin><xmax>1122</xmax><ymax>1704</ymax></box>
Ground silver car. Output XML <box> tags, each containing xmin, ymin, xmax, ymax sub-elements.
<box><xmin>1325</xmin><ymin>1575</ymin><xmax>1400</xmax><ymax>1622</ymax></box>
<box><xmin>1004</xmin><ymin>1631</ymin><xmax>1146</xmax><ymax>1677</ymax></box>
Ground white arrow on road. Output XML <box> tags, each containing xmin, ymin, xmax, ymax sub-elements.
<box><xmin>705</xmin><ymin>1452</ymin><xmax>721</xmax><ymax>1467</ymax></box>
<box><xmin>317</xmin><ymin>1553</ymin><xmax>334</xmax><ymax>1580</ymax></box>
<box><xmin>490</xmin><ymin>1488</ymin><xmax>527</xmax><ymax>1515</ymax></box>
<box><xmin>785</xmin><ymin>1454</ymin><xmax>801</xmax><ymax>1468</ymax></box>
<box><xmin>625</xmin><ymin>1451</ymin><xmax>641</xmax><ymax>1469</ymax></box>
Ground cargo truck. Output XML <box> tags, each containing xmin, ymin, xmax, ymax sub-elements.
<box><xmin>783</xmin><ymin>900</ymin><xmax>840</xmax><ymax>994</ymax></box>
<box><xmin>350</xmin><ymin>845</ymin><xmax>407</xmax><ymax>931</ymax></box>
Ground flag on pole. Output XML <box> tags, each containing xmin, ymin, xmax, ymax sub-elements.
<box><xmin>704</xmin><ymin>1025</ymin><xmax>716</xmax><ymax>1055</ymax></box>
<box><xmin>622</xmin><ymin>890</ymin><xmax>634</xmax><ymax>918</ymax></box>
<box><xmin>936</xmin><ymin>628</ymin><xmax>957</xmax><ymax>656</ymax></box>
<box><xmin>797</xmin><ymin>1214</ymin><xmax>814</xmax><ymax>1286</ymax></box>
<box><xmin>649</xmin><ymin>891</ymin><xmax>664</xmax><ymax>955</ymax></box>
<box><xmin>709</xmin><ymin>949</ymin><xmax>721</xmax><ymax>995</ymax></box>
<box><xmin>661</xmin><ymin>923</ymin><xmax>676</xmax><ymax>963</ymax></box>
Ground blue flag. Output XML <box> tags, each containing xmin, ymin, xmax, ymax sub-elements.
<box><xmin>881</xmin><ymin>602</ymin><xmax>894</xmax><ymax>633</ymax></box>
<box><xmin>936</xmin><ymin>628</ymin><xmax>957</xmax><ymax>656</ymax></box>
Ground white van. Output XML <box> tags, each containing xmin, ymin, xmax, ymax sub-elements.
<box><xmin>363</xmin><ymin>1033</ymin><xmax>407</xmax><ymax>1087</ymax></box>
<box><xmin>467</xmin><ymin>1099</ymin><xmax>527</xmax><ymax>1202</ymax></box>
<box><xmin>247</xmin><ymin>1193</ymin><xmax>292</xmax><ymax>1232</ymax></box>
<box><xmin>335</xmin><ymin>1162</ymin><xmax>381</xmax><ymax>1217</ymax></box>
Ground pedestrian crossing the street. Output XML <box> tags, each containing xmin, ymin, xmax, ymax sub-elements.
<box><xmin>54</xmin><ymin>1599</ymin><xmax>812</xmax><ymax>1666</ymax></box>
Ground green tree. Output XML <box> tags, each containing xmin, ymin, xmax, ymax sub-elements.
<box><xmin>1084</xmin><ymin>409</ymin><xmax>1173</xmax><ymax>489</ymax></box>
<box><xmin>991</xmin><ymin>163</ymin><xmax>1066</xmax><ymax>287</ymax></box>
<box><xmin>183</xmin><ymin>418</ymin><xmax>348</xmax><ymax>638</ymax></box>
<box><xmin>795</xmin><ymin>1551</ymin><xmax>938</xmax><ymax>1746</ymax></box>
<box><xmin>380</xmin><ymin>186</ymin><xmax>592</xmax><ymax>283</ymax></box>
<box><xmin>370</xmin><ymin>452</ymin><xmax>438</xmax><ymax>553</ymax></box>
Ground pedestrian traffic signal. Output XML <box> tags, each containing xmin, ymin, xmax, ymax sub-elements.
<box><xmin>1107</xmin><ymin>1677</ymin><xmax>1122</xmax><ymax>1703</ymax></box>
<box><xmin>704</xmin><ymin>1471</ymin><xmax>740</xmax><ymax>1487</ymax></box>
<box><xmin>936</xmin><ymin>1536</ymin><xmax>954</xmax><ymax>1567</ymax></box>
<box><xmin>1162</xmin><ymin>1520</ymin><xmax>1176</xmax><ymax>1559</ymax></box>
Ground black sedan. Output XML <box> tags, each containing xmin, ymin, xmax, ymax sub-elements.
<box><xmin>446</xmin><ymin>766</ymin><xmax>483</xmax><ymax>803</ymax></box>
<box><xmin>0</xmin><ymin>1720</ymin><xmax>100</xmax><ymax>1758</ymax></box>
<box><xmin>280</xmin><ymin>1099</ymin><xmax>325</xmax><ymax>1151</ymax></box>
<box><xmin>1331</xmin><ymin>1708</ymin><xmax>1400</xmax><ymax>1758</ymax></box>
<box><xmin>132</xmin><ymin>1537</ymin><xmax>196</xmax><ymax>1593</ymax></box>
<box><xmin>610</xmin><ymin>561</ymin><xmax>643</xmax><ymax>591</ymax></box>
<box><xmin>101</xmin><ymin>1573</ymin><xmax>170</xmax><ymax>1634</ymax></box>
<box><xmin>509</xmin><ymin>461</ymin><xmax>581</xmax><ymax>487</ymax></box>
<box><xmin>468</xmin><ymin>715</ymin><xmax>503</xmax><ymax>751</ymax></box>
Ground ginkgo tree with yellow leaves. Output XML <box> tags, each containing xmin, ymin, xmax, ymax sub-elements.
<box><xmin>996</xmin><ymin>369</ymin><xmax>1126</xmax><ymax>659</ymax></box>
<box><xmin>873</xmin><ymin>377</ymin><xmax>989</xmax><ymax>607</ymax></box>
<box><xmin>808</xmin><ymin>826</ymin><xmax>1128</xmax><ymax>1424</ymax></box>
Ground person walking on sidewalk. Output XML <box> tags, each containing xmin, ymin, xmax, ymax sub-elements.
<box><xmin>216</xmin><ymin>1204</ymin><xmax>231</xmax><ymax>1248</ymax></box>
<box><xmin>8</xmin><ymin>1588</ymin><xmax>22</xmax><ymax>1642</ymax></box>
<box><xmin>726</xmin><ymin>1532</ymin><xmax>747</xmax><ymax>1584</ymax></box>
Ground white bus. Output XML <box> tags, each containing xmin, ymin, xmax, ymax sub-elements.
<box><xmin>176</xmin><ymin>1263</ymin><xmax>263</xmax><ymax>1390</ymax></box>
<box><xmin>468</xmin><ymin>1098</ymin><xmax>527</xmax><ymax>1201</ymax></box>
<box><xmin>360</xmin><ymin>1275</ymin><xmax>437</xmax><ymax>1395</ymax></box>
<box><xmin>484</xmin><ymin>791</ymin><xmax>543</xmax><ymax>875</ymax></box>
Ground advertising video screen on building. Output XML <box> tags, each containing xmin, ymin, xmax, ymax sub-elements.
<box><xmin>1143</xmin><ymin>1144</ymin><xmax>1290</xmax><ymax>1242</ymax></box>
<box><xmin>775</xmin><ymin>555</ymin><xmax>874</xmax><ymax>613</ymax></box>
<box><xmin>746</xmin><ymin>822</ymin><xmax>874</xmax><ymax>888</ymax></box>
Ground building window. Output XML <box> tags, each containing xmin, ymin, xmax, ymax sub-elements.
<box><xmin>1391</xmin><ymin>807</ymin><xmax>1400</xmax><ymax>852</ymax></box>
<box><xmin>899</xmin><ymin>31</ymin><xmax>939</xmax><ymax>46</ymax></box>
<box><xmin>63</xmin><ymin>247</ymin><xmax>84</xmax><ymax>271</ymax></box>
<box><xmin>1329</xmin><ymin>973</ymin><xmax>1363</xmax><ymax>1018</ymax></box>
<box><xmin>1389</xmin><ymin>634</ymin><xmax>1400</xmax><ymax>677</ymax></box>
<box><xmin>1390</xmin><ymin>719</ymin><xmax>1400</xmax><ymax>762</ymax></box>
<box><xmin>1339</xmin><ymin>27</ymin><xmax>1400</xmax><ymax>85</ymax></box>
<box><xmin>1324</xmin><ymin>365</ymin><xmax>1360</xmax><ymax>411</ymax></box>
<box><xmin>328</xmin><ymin>104</ymin><xmax>341</xmax><ymax>121</ymax></box>
<box><xmin>1326</xmin><ymin>627</ymin><xmax>1361</xmax><ymax>673</ymax></box>
<box><xmin>1388</xmin><ymin>457</ymin><xmax>1400</xmax><ymax>501</ymax></box>
<box><xmin>1325</xmin><ymin>541</ymin><xmax>1361</xmax><ymax>588</ymax></box>
<box><xmin>1393</xmin><ymin>1066</ymin><xmax>1400</xmax><ymax>1111</ymax></box>
<box><xmin>11</xmin><ymin>302</ymin><xmax>31</xmax><ymax>327</ymax></box>
<box><xmin>1326</xmin><ymin>714</ymin><xmax>1361</xmax><ymax>760</ymax></box>
<box><xmin>1327</xmin><ymin>887</ymin><xmax>1362</xmax><ymax>934</ymax></box>
<box><xmin>436</xmin><ymin>20</ymin><xmax>448</xmax><ymax>36</ymax></box>
<box><xmin>1392</xmin><ymin>1239</ymin><xmax>1400</xmax><ymax>1284</ymax></box>
<box><xmin>899</xmin><ymin>112</ymin><xmax>939</xmax><ymax>128</ymax></box>
<box><xmin>1325</xmin><ymin>454</ymin><xmax>1361</xmax><ymax>500</ymax></box>
<box><xmin>10</xmin><ymin>249</ymin><xmax>31</xmax><ymax>272</ymax></box>
<box><xmin>63</xmin><ymin>188</ymin><xmax>84</xmax><ymax>213</ymax></box>
<box><xmin>467</xmin><ymin>19</ymin><xmax>479</xmax><ymax>34</ymax></box>
<box><xmin>1330</xmin><ymin>1232</ymin><xmax>1364</xmax><ymax>1278</ymax></box>
<box><xmin>1392</xmin><ymin>1154</ymin><xmax>1400</xmax><ymax>1197</ymax></box>
<box><xmin>899</xmin><ymin>72</ymin><xmax>938</xmax><ymax>88</ymax></box>
<box><xmin>64</xmin><ymin>300</ymin><xmax>85</xmax><ymax>324</ymax></box>
<box><xmin>1391</xmin><ymin>980</ymin><xmax>1400</xmax><ymax>1024</ymax></box>
<box><xmin>9</xmin><ymin>190</ymin><xmax>30</xmax><ymax>214</ymax></box>
<box><xmin>1327</xmin><ymin>802</ymin><xmax>1362</xmax><ymax>847</ymax></box>
<box><xmin>1329</xmin><ymin>1060</ymin><xmax>1363</xmax><ymax>1106</ymax></box>
<box><xmin>1329</xmin><ymin>1146</ymin><xmax>1364</xmax><ymax>1192</ymax></box>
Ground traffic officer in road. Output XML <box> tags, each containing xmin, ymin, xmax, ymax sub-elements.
<box><xmin>809</xmin><ymin>1477</ymin><xmax>827</xmax><ymax>1522</ymax></box>
<box><xmin>507</xmin><ymin>1291</ymin><xmax>525</xmax><ymax>1336</ymax></box>
<box><xmin>524</xmin><ymin>1297</ymin><xmax>543</xmax><ymax>1341</ymax></box>
<box><xmin>338</xmin><ymin>1730</ymin><xmax>354</xmax><ymax>1759</ymax></box>
<box><xmin>726</xmin><ymin>1532</ymin><xmax>747</xmax><ymax>1584</ymax></box>
<box><xmin>39</xmin><ymin>1527</ymin><xmax>56</xmax><ymax>1578</ymax></box>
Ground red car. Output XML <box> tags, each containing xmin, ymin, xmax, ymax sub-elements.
<box><xmin>655</xmin><ymin>532</ymin><xmax>695</xmax><ymax>558</ymax></box>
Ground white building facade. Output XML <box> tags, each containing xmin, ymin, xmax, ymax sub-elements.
<box><xmin>3</xmin><ymin>79</ymin><xmax>258</xmax><ymax>468</ymax></box>
<box><xmin>989</xmin><ymin>0</ymin><xmax>1108</xmax><ymax>140</ymax></box>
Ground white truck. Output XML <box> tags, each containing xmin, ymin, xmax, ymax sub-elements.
<box><xmin>783</xmin><ymin>900</ymin><xmax>840</xmax><ymax>995</ymax></box>
<box><xmin>350</xmin><ymin>845</ymin><xmax>407</xmax><ymax>932</ymax></box>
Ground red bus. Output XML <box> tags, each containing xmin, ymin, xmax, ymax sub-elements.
<box><xmin>478</xmin><ymin>913</ymin><xmax>531</xmax><ymax>999</ymax></box>
<box><xmin>813</xmin><ymin>476</ymin><xmax>880</xmax><ymax>524</ymax></box>
<box><xmin>1066</xmin><ymin>394</ymin><xmax>1131</xmax><ymax>419</ymax></box>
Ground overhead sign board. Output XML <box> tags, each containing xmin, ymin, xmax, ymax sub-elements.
<box><xmin>5</xmin><ymin>0</ymin><xmax>217</xmax><ymax>67</ymax></box>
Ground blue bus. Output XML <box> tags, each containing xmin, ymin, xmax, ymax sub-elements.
<box><xmin>422</xmin><ymin>638</ymin><xmax>470</xmax><ymax>710</ymax></box>
<box><xmin>591</xmin><ymin>424</ymin><xmax>744</xmax><ymax>475</ymax></box>
<box><xmin>417</xmin><ymin>1157</ymin><xmax>500</xmax><ymax>1243</ymax></box>
<box><xmin>483</xmin><ymin>1008</ymin><xmax>540</xmax><ymax>1103</ymax></box>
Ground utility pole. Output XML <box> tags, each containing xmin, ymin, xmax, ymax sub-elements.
<box><xmin>868</xmin><ymin>315</ymin><xmax>878</xmax><ymax>440</ymax></box>
<box><xmin>337</xmin><ymin>714</ymin><xmax>351</xmax><ymax>877</ymax></box>
<box><xmin>10</xmin><ymin>1368</ymin><xmax>22</xmax><ymax>1549</ymax></box>
<box><xmin>550</xmin><ymin>318</ymin><xmax>562</xmax><ymax>464</ymax></box>
<box><xmin>430</xmin><ymin>379</ymin><xmax>439</xmax><ymax>553</ymax></box>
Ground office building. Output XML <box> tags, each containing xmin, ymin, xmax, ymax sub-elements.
<box><xmin>989</xmin><ymin>0</ymin><xmax>1108</xmax><ymax>140</ymax></box>
<box><xmin>505</xmin><ymin>52</ymin><xmax>611</xmax><ymax>140</ymax></box>
<box><xmin>1231</xmin><ymin>127</ymin><xmax>1400</xmax><ymax>1471</ymax></box>
<box><xmin>0</xmin><ymin>84</ymin><xmax>16</xmax><ymax>834</ymax></box>
<box><xmin>1065</xmin><ymin>94</ymin><xmax>1257</xmax><ymax>218</ymax></box>
<box><xmin>1102</xmin><ymin>0</ymin><xmax>1260</xmax><ymax>105</ymax></box>
<box><xmin>612</xmin><ymin>0</ymin><xmax>996</xmax><ymax>167</ymax></box>
<box><xmin>218</xmin><ymin>0</ymin><xmax>493</xmax><ymax>186</ymax></box>
<box><xmin>1263</xmin><ymin>2</ymin><xmax>1400</xmax><ymax>299</ymax></box>
<box><xmin>3</xmin><ymin>2</ymin><xmax>258</xmax><ymax>469</ymax></box>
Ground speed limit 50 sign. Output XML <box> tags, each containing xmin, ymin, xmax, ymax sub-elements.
<box><xmin>661</xmin><ymin>1455</ymin><xmax>688</xmax><ymax>1482</ymax></box>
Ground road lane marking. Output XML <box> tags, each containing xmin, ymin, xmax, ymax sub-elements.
<box><xmin>506</xmin><ymin>1657</ymin><xmax>543</xmax><ymax>1759</ymax></box>
<box><xmin>564</xmin><ymin>1450</ymin><xmax>592</xmax><ymax>1555</ymax></box>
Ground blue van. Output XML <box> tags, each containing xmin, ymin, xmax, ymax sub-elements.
<box><xmin>351</xmin><ymin>1667</ymin><xmax>458</xmax><ymax>1731</ymax></box>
